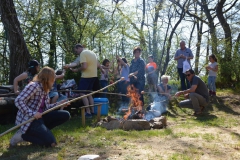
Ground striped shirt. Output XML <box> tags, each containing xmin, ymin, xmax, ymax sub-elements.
<box><xmin>15</xmin><ymin>81</ymin><xmax>58</xmax><ymax>133</ymax></box>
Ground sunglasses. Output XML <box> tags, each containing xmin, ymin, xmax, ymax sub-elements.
<box><xmin>186</xmin><ymin>74</ymin><xmax>191</xmax><ymax>77</ymax></box>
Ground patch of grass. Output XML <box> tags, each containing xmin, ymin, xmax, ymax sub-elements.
<box><xmin>57</xmin><ymin>147</ymin><xmax>66</xmax><ymax>160</ymax></box>
<box><xmin>172</xmin><ymin>132</ymin><xmax>187</xmax><ymax>138</ymax></box>
<box><xmin>0</xmin><ymin>89</ymin><xmax>240</xmax><ymax>160</ymax></box>
<box><xmin>168</xmin><ymin>153</ymin><xmax>191</xmax><ymax>160</ymax></box>
<box><xmin>188</xmin><ymin>133</ymin><xmax>200</xmax><ymax>138</ymax></box>
<box><xmin>202</xmin><ymin>133</ymin><xmax>215</xmax><ymax>141</ymax></box>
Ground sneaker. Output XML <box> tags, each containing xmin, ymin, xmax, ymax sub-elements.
<box><xmin>10</xmin><ymin>129</ymin><xmax>23</xmax><ymax>146</ymax></box>
<box><xmin>209</xmin><ymin>90</ymin><xmax>212</xmax><ymax>97</ymax></box>
<box><xmin>200</xmin><ymin>106</ymin><xmax>205</xmax><ymax>112</ymax></box>
<box><xmin>193</xmin><ymin>111</ymin><xmax>203</xmax><ymax>116</ymax></box>
<box><xmin>212</xmin><ymin>91</ymin><xmax>216</xmax><ymax>96</ymax></box>
<box><xmin>85</xmin><ymin>113</ymin><xmax>92</xmax><ymax>119</ymax></box>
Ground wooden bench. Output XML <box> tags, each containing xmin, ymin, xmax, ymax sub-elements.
<box><xmin>78</xmin><ymin>103</ymin><xmax>108</xmax><ymax>126</ymax></box>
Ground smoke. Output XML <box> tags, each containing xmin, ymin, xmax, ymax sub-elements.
<box><xmin>144</xmin><ymin>92</ymin><xmax>168</xmax><ymax>121</ymax></box>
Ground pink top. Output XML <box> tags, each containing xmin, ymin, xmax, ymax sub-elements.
<box><xmin>38</xmin><ymin>96</ymin><xmax>46</xmax><ymax>113</ymax></box>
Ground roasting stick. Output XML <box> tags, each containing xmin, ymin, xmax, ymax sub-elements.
<box><xmin>59</xmin><ymin>90</ymin><xmax>127</xmax><ymax>97</ymax></box>
<box><xmin>0</xmin><ymin>77</ymin><xmax>124</xmax><ymax>138</ymax></box>
<box><xmin>140</xmin><ymin>91</ymin><xmax>171</xmax><ymax>95</ymax></box>
<box><xmin>141</xmin><ymin>91</ymin><xmax>179</xmax><ymax>103</ymax></box>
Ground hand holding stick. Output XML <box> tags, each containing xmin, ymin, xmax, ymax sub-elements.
<box><xmin>0</xmin><ymin>77</ymin><xmax>124</xmax><ymax>138</ymax></box>
<box><xmin>128</xmin><ymin>73</ymin><xmax>137</xmax><ymax>80</ymax></box>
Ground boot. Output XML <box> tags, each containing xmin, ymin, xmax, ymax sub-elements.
<box><xmin>212</xmin><ymin>91</ymin><xmax>216</xmax><ymax>96</ymax></box>
<box><xmin>209</xmin><ymin>90</ymin><xmax>213</xmax><ymax>97</ymax></box>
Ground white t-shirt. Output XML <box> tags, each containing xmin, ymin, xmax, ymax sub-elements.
<box><xmin>208</xmin><ymin>62</ymin><xmax>218</xmax><ymax>77</ymax></box>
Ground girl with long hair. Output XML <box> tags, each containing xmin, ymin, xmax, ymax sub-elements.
<box><xmin>206</xmin><ymin>54</ymin><xmax>218</xmax><ymax>96</ymax></box>
<box><xmin>10</xmin><ymin>67</ymin><xmax>70</xmax><ymax>147</ymax></box>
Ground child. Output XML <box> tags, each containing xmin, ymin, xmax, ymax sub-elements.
<box><xmin>10</xmin><ymin>67</ymin><xmax>70</xmax><ymax>147</ymax></box>
<box><xmin>100</xmin><ymin>59</ymin><xmax>112</xmax><ymax>97</ymax></box>
<box><xmin>13</xmin><ymin>60</ymin><xmax>40</xmax><ymax>95</ymax></box>
<box><xmin>116</xmin><ymin>55</ymin><xmax>130</xmax><ymax>103</ymax></box>
<box><xmin>49</xmin><ymin>69</ymin><xmax>68</xmax><ymax>107</ymax></box>
<box><xmin>114</xmin><ymin>59</ymin><xmax>122</xmax><ymax>94</ymax></box>
<box><xmin>146</xmin><ymin>55</ymin><xmax>158</xmax><ymax>92</ymax></box>
<box><xmin>206</xmin><ymin>54</ymin><xmax>218</xmax><ymax>96</ymax></box>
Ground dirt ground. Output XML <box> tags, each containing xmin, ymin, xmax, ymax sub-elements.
<box><xmin>89</xmin><ymin>94</ymin><xmax>240</xmax><ymax>160</ymax></box>
<box><xmin>64</xmin><ymin>93</ymin><xmax>240</xmax><ymax>160</ymax></box>
<box><xmin>1</xmin><ymin>93</ymin><xmax>240</xmax><ymax>160</ymax></box>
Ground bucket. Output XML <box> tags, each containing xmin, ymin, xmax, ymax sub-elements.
<box><xmin>94</xmin><ymin>98</ymin><xmax>109</xmax><ymax>115</ymax></box>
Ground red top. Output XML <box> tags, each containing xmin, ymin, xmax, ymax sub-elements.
<box><xmin>146</xmin><ymin>62</ymin><xmax>157</xmax><ymax>73</ymax></box>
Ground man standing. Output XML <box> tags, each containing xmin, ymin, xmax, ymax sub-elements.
<box><xmin>174</xmin><ymin>41</ymin><xmax>194</xmax><ymax>90</ymax></box>
<box><xmin>64</xmin><ymin>44</ymin><xmax>103</xmax><ymax>118</ymax></box>
<box><xmin>175</xmin><ymin>69</ymin><xmax>209</xmax><ymax>116</ymax></box>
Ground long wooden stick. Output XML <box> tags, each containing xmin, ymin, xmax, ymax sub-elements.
<box><xmin>58</xmin><ymin>90</ymin><xmax>127</xmax><ymax>97</ymax></box>
<box><xmin>0</xmin><ymin>93</ymin><xmax>16</xmax><ymax>97</ymax></box>
<box><xmin>0</xmin><ymin>78</ymin><xmax>124</xmax><ymax>137</ymax></box>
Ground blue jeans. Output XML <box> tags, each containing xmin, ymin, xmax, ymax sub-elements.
<box><xmin>22</xmin><ymin>110</ymin><xmax>70</xmax><ymax>147</ymax></box>
<box><xmin>116</xmin><ymin>78</ymin><xmax>121</xmax><ymax>93</ymax></box>
<box><xmin>178</xmin><ymin>68</ymin><xmax>190</xmax><ymax>90</ymax></box>
<box><xmin>120</xmin><ymin>81</ymin><xmax>130</xmax><ymax>104</ymax></box>
<box><xmin>208</xmin><ymin>76</ymin><xmax>216</xmax><ymax>91</ymax></box>
<box><xmin>100</xmin><ymin>80</ymin><xmax>108</xmax><ymax>98</ymax></box>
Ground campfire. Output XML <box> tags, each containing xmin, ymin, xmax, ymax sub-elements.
<box><xmin>124</xmin><ymin>85</ymin><xmax>144</xmax><ymax>120</ymax></box>
<box><xmin>96</xmin><ymin>85</ymin><xmax>167</xmax><ymax>130</ymax></box>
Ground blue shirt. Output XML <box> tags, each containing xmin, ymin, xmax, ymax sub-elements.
<box><xmin>121</xmin><ymin>64</ymin><xmax>130</xmax><ymax>81</ymax></box>
<box><xmin>129</xmin><ymin>58</ymin><xmax>146</xmax><ymax>83</ymax></box>
<box><xmin>174</xmin><ymin>48</ymin><xmax>193</xmax><ymax>68</ymax></box>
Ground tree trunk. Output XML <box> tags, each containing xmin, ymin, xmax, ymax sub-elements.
<box><xmin>152</xmin><ymin>2</ymin><xmax>162</xmax><ymax>60</ymax></box>
<box><xmin>194</xmin><ymin>6</ymin><xmax>203</xmax><ymax>75</ymax></box>
<box><xmin>0</xmin><ymin>0</ymin><xmax>31</xmax><ymax>84</ymax></box>
<box><xmin>205</xmin><ymin>32</ymin><xmax>210</xmax><ymax>76</ymax></box>
<box><xmin>140</xmin><ymin>0</ymin><xmax>147</xmax><ymax>57</ymax></box>
<box><xmin>216</xmin><ymin>0</ymin><xmax>232</xmax><ymax>60</ymax></box>
<box><xmin>216</xmin><ymin>0</ymin><xmax>233</xmax><ymax>82</ymax></box>
<box><xmin>201</xmin><ymin>0</ymin><xmax>218</xmax><ymax>56</ymax></box>
<box><xmin>233</xmin><ymin>33</ymin><xmax>240</xmax><ymax>81</ymax></box>
<box><xmin>48</xmin><ymin>7</ymin><xmax>57</xmax><ymax>69</ymax></box>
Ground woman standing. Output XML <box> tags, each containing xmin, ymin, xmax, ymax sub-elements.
<box><xmin>129</xmin><ymin>46</ymin><xmax>146</xmax><ymax>104</ymax></box>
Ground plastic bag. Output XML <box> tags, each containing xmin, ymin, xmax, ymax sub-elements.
<box><xmin>60</xmin><ymin>79</ymin><xmax>76</xmax><ymax>89</ymax></box>
<box><xmin>182</xmin><ymin>58</ymin><xmax>191</xmax><ymax>73</ymax></box>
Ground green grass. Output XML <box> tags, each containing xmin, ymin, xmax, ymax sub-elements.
<box><xmin>0</xmin><ymin>89</ymin><xmax>240</xmax><ymax>159</ymax></box>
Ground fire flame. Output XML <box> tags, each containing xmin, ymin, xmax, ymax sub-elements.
<box><xmin>123</xmin><ymin>85</ymin><xmax>143</xmax><ymax>120</ymax></box>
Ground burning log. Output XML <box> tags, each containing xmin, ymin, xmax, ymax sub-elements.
<box><xmin>123</xmin><ymin>85</ymin><xmax>143</xmax><ymax>120</ymax></box>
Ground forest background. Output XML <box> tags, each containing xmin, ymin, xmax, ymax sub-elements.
<box><xmin>0</xmin><ymin>0</ymin><xmax>239</xmax><ymax>88</ymax></box>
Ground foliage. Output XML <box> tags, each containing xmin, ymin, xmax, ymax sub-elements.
<box><xmin>0</xmin><ymin>0</ymin><xmax>239</xmax><ymax>86</ymax></box>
